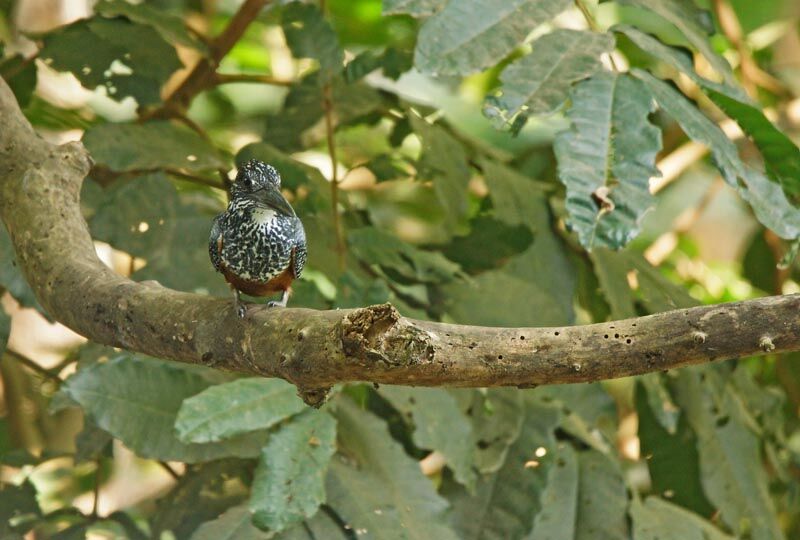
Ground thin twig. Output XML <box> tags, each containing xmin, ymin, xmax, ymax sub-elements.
<box><xmin>322</xmin><ymin>78</ymin><xmax>345</xmax><ymax>270</ymax></box>
<box><xmin>92</xmin><ymin>458</ymin><xmax>102</xmax><ymax>518</ymax></box>
<box><xmin>574</xmin><ymin>0</ymin><xmax>620</xmax><ymax>71</ymax></box>
<box><xmin>4</xmin><ymin>348</ymin><xmax>63</xmax><ymax>384</ymax></box>
<box><xmin>158</xmin><ymin>461</ymin><xmax>181</xmax><ymax>480</ymax></box>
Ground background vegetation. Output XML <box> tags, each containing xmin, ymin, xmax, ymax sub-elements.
<box><xmin>1</xmin><ymin>0</ymin><xmax>800</xmax><ymax>538</ymax></box>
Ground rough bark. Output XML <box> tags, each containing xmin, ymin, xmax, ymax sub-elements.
<box><xmin>1</xmin><ymin>77</ymin><xmax>798</xmax><ymax>405</ymax></box>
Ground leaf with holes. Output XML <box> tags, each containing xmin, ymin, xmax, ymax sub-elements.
<box><xmin>555</xmin><ymin>72</ymin><xmax>662</xmax><ymax>250</ymax></box>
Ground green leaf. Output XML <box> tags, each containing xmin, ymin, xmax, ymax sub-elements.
<box><xmin>61</xmin><ymin>355</ymin><xmax>269</xmax><ymax>462</ymax></box>
<box><xmin>634</xmin><ymin>70</ymin><xmax>800</xmax><ymax>240</ymax></box>
<box><xmin>639</xmin><ymin>373</ymin><xmax>680</xmax><ymax>434</ymax></box>
<box><xmin>573</xmin><ymin>450</ymin><xmax>629</xmax><ymax>539</ymax></box>
<box><xmin>704</xmin><ymin>88</ymin><xmax>800</xmax><ymax>202</ymax></box>
<box><xmin>250</xmin><ymin>410</ymin><xmax>337</xmax><ymax>532</ymax></box>
<box><xmin>630</xmin><ymin>496</ymin><xmax>735</xmax><ymax>540</ymax></box>
<box><xmin>382</xmin><ymin>0</ymin><xmax>446</xmax><ymax>17</ymax></box>
<box><xmin>555</xmin><ymin>72</ymin><xmax>662</xmax><ymax>250</ymax></box>
<box><xmin>380</xmin><ymin>387</ymin><xmax>476</xmax><ymax>490</ymax></box>
<box><xmin>176</xmin><ymin>378</ymin><xmax>307</xmax><ymax>444</ymax></box>
<box><xmin>0</xmin><ymin>481</ymin><xmax>40</xmax><ymax>537</ymax></box>
<box><xmin>190</xmin><ymin>505</ymin><xmax>275</xmax><ymax>540</ymax></box>
<box><xmin>348</xmin><ymin>227</ymin><xmax>462</xmax><ymax>283</ymax></box>
<box><xmin>0</xmin><ymin>53</ymin><xmax>37</xmax><ymax>107</ymax></box>
<box><xmin>616</xmin><ymin>0</ymin><xmax>736</xmax><ymax>85</ymax></box>
<box><xmin>488</xmin><ymin>29</ymin><xmax>614</xmax><ymax>121</ymax></box>
<box><xmin>89</xmin><ymin>173</ymin><xmax>227</xmax><ymax>295</ymax></box>
<box><xmin>409</xmin><ymin>113</ymin><xmax>472</xmax><ymax>231</ymax></box>
<box><xmin>675</xmin><ymin>367</ymin><xmax>784</xmax><ymax>540</ymax></box>
<box><xmin>635</xmin><ymin>381</ymin><xmax>714</xmax><ymax>516</ymax></box>
<box><xmin>39</xmin><ymin>17</ymin><xmax>182</xmax><ymax>105</ymax></box>
<box><xmin>446</xmin><ymin>396</ymin><xmax>561</xmax><ymax>540</ymax></box>
<box><xmin>527</xmin><ymin>444</ymin><xmax>579</xmax><ymax>539</ymax></box>
<box><xmin>414</xmin><ymin>0</ymin><xmax>572</xmax><ymax>75</ymax></box>
<box><xmin>0</xmin><ymin>304</ymin><xmax>9</xmax><ymax>360</ymax></box>
<box><xmin>326</xmin><ymin>398</ymin><xmax>459</xmax><ymax>540</ymax></box>
<box><xmin>83</xmin><ymin>121</ymin><xmax>227</xmax><ymax>173</ymax></box>
<box><xmin>590</xmin><ymin>248</ymin><xmax>637</xmax><ymax>319</ymax></box>
<box><xmin>281</xmin><ymin>2</ymin><xmax>343</xmax><ymax>80</ymax></box>
<box><xmin>442</xmin><ymin>216</ymin><xmax>534</xmax><ymax>273</ymax></box>
<box><xmin>612</xmin><ymin>24</ymin><xmax>748</xmax><ymax>102</ymax></box>
<box><xmin>95</xmin><ymin>0</ymin><xmax>207</xmax><ymax>52</ymax></box>
<box><xmin>74</xmin><ymin>421</ymin><xmax>113</xmax><ymax>463</ymax></box>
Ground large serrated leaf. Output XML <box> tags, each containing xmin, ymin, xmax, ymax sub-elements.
<box><xmin>634</xmin><ymin>70</ymin><xmax>800</xmax><ymax>240</ymax></box>
<box><xmin>446</xmin><ymin>396</ymin><xmax>561</xmax><ymax>540</ymax></box>
<box><xmin>39</xmin><ymin>17</ymin><xmax>181</xmax><ymax>105</ymax></box>
<box><xmin>61</xmin><ymin>355</ymin><xmax>269</xmax><ymax>462</ymax></box>
<box><xmin>281</xmin><ymin>2</ymin><xmax>343</xmax><ymax>80</ymax></box>
<box><xmin>630</xmin><ymin>496</ymin><xmax>734</xmax><ymax>540</ymax></box>
<box><xmin>83</xmin><ymin>121</ymin><xmax>227</xmax><ymax>173</ymax></box>
<box><xmin>251</xmin><ymin>410</ymin><xmax>337</xmax><ymax>532</ymax></box>
<box><xmin>489</xmin><ymin>29</ymin><xmax>614</xmax><ymax>120</ymax></box>
<box><xmin>675</xmin><ymin>368</ymin><xmax>784</xmax><ymax>540</ymax></box>
<box><xmin>176</xmin><ymin>378</ymin><xmax>307</xmax><ymax>444</ymax></box>
<box><xmin>617</xmin><ymin>0</ymin><xmax>736</xmax><ymax>85</ymax></box>
<box><xmin>414</xmin><ymin>0</ymin><xmax>571</xmax><ymax>75</ymax></box>
<box><xmin>380</xmin><ymin>387</ymin><xmax>476</xmax><ymax>490</ymax></box>
<box><xmin>555</xmin><ymin>72</ymin><xmax>662</xmax><ymax>250</ymax></box>
<box><xmin>326</xmin><ymin>398</ymin><xmax>459</xmax><ymax>540</ymax></box>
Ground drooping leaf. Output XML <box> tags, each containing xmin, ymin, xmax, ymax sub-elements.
<box><xmin>555</xmin><ymin>72</ymin><xmax>662</xmax><ymax>250</ymax></box>
<box><xmin>326</xmin><ymin>398</ymin><xmax>460</xmax><ymax>540</ymax></box>
<box><xmin>83</xmin><ymin>121</ymin><xmax>227</xmax><ymax>173</ymax></box>
<box><xmin>95</xmin><ymin>0</ymin><xmax>207</xmax><ymax>52</ymax></box>
<box><xmin>640</xmin><ymin>373</ymin><xmax>680</xmax><ymax>434</ymax></box>
<box><xmin>446</xmin><ymin>396</ymin><xmax>561</xmax><ymax>540</ymax></box>
<box><xmin>380</xmin><ymin>387</ymin><xmax>476</xmax><ymax>490</ymax></box>
<box><xmin>281</xmin><ymin>2</ymin><xmax>343</xmax><ymax>80</ymax></box>
<box><xmin>573</xmin><ymin>450</ymin><xmax>629</xmax><ymax>539</ymax></box>
<box><xmin>633</xmin><ymin>69</ymin><xmax>800</xmax><ymax>240</ymax></box>
<box><xmin>527</xmin><ymin>444</ymin><xmax>579</xmax><ymax>539</ymax></box>
<box><xmin>630</xmin><ymin>496</ymin><xmax>735</xmax><ymax>540</ymax></box>
<box><xmin>612</xmin><ymin>24</ymin><xmax>748</xmax><ymax>101</ymax></box>
<box><xmin>487</xmin><ymin>29</ymin><xmax>614</xmax><ymax>121</ymax></box>
<box><xmin>704</xmin><ymin>88</ymin><xmax>800</xmax><ymax>202</ymax></box>
<box><xmin>617</xmin><ymin>0</ymin><xmax>736</xmax><ymax>85</ymax></box>
<box><xmin>382</xmin><ymin>0</ymin><xmax>447</xmax><ymax>17</ymax></box>
<box><xmin>590</xmin><ymin>247</ymin><xmax>637</xmax><ymax>319</ymax></box>
<box><xmin>176</xmin><ymin>378</ymin><xmax>307</xmax><ymax>444</ymax></box>
<box><xmin>251</xmin><ymin>410</ymin><xmax>337</xmax><ymax>532</ymax></box>
<box><xmin>414</xmin><ymin>0</ymin><xmax>572</xmax><ymax>75</ymax></box>
<box><xmin>39</xmin><ymin>17</ymin><xmax>182</xmax><ymax>105</ymax></box>
<box><xmin>674</xmin><ymin>367</ymin><xmax>784</xmax><ymax>540</ymax></box>
<box><xmin>74</xmin><ymin>420</ymin><xmax>113</xmax><ymax>463</ymax></box>
<box><xmin>635</xmin><ymin>381</ymin><xmax>714</xmax><ymax>516</ymax></box>
<box><xmin>348</xmin><ymin>227</ymin><xmax>462</xmax><ymax>283</ymax></box>
<box><xmin>442</xmin><ymin>216</ymin><xmax>534</xmax><ymax>273</ymax></box>
<box><xmin>61</xmin><ymin>355</ymin><xmax>269</xmax><ymax>462</ymax></box>
<box><xmin>409</xmin><ymin>113</ymin><xmax>472</xmax><ymax>231</ymax></box>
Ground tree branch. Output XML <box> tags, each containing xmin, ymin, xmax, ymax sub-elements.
<box><xmin>1</xmin><ymin>77</ymin><xmax>799</xmax><ymax>406</ymax></box>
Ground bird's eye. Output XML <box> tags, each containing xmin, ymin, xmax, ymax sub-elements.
<box><xmin>242</xmin><ymin>177</ymin><xmax>252</xmax><ymax>187</ymax></box>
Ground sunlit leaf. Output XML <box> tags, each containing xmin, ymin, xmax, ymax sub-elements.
<box><xmin>555</xmin><ymin>72</ymin><xmax>662</xmax><ymax>250</ymax></box>
<box><xmin>414</xmin><ymin>0</ymin><xmax>572</xmax><ymax>75</ymax></box>
<box><xmin>251</xmin><ymin>410</ymin><xmax>337</xmax><ymax>532</ymax></box>
<box><xmin>176</xmin><ymin>378</ymin><xmax>307</xmax><ymax>443</ymax></box>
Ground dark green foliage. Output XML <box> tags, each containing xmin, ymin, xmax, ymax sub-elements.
<box><xmin>3</xmin><ymin>0</ymin><xmax>800</xmax><ymax>538</ymax></box>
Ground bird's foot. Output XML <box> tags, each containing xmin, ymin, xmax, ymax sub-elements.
<box><xmin>267</xmin><ymin>300</ymin><xmax>285</xmax><ymax>308</ymax></box>
<box><xmin>237</xmin><ymin>303</ymin><xmax>248</xmax><ymax>318</ymax></box>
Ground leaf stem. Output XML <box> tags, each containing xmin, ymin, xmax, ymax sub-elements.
<box><xmin>574</xmin><ymin>0</ymin><xmax>619</xmax><ymax>71</ymax></box>
<box><xmin>5</xmin><ymin>348</ymin><xmax>63</xmax><ymax>384</ymax></box>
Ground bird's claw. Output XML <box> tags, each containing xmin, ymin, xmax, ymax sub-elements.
<box><xmin>267</xmin><ymin>300</ymin><xmax>284</xmax><ymax>308</ymax></box>
<box><xmin>237</xmin><ymin>304</ymin><xmax>247</xmax><ymax>318</ymax></box>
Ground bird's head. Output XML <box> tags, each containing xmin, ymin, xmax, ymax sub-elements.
<box><xmin>231</xmin><ymin>160</ymin><xmax>295</xmax><ymax>216</ymax></box>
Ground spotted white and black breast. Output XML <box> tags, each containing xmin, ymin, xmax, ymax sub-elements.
<box><xmin>218</xmin><ymin>201</ymin><xmax>301</xmax><ymax>282</ymax></box>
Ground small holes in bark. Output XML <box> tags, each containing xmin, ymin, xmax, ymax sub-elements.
<box><xmin>626</xmin><ymin>338</ymin><xmax>631</xmax><ymax>344</ymax></box>
<box><xmin>554</xmin><ymin>331</ymin><xmax>560</xmax><ymax>336</ymax></box>
<box><xmin>520</xmin><ymin>336</ymin><xmax>525</xmax><ymax>340</ymax></box>
<box><xmin>498</xmin><ymin>355</ymin><xmax>504</xmax><ymax>360</ymax></box>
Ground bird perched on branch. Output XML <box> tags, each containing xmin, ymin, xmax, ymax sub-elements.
<box><xmin>209</xmin><ymin>160</ymin><xmax>307</xmax><ymax>317</ymax></box>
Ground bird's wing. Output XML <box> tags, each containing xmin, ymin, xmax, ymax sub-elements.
<box><xmin>208</xmin><ymin>214</ymin><xmax>224</xmax><ymax>273</ymax></box>
<box><xmin>291</xmin><ymin>218</ymin><xmax>307</xmax><ymax>279</ymax></box>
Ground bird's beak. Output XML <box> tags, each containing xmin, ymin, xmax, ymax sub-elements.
<box><xmin>252</xmin><ymin>187</ymin><xmax>296</xmax><ymax>216</ymax></box>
